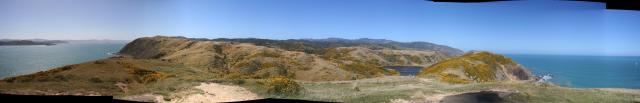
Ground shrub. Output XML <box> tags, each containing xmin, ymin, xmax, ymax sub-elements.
<box><xmin>89</xmin><ymin>77</ymin><xmax>103</xmax><ymax>83</ymax></box>
<box><xmin>264</xmin><ymin>76</ymin><xmax>302</xmax><ymax>96</ymax></box>
<box><xmin>60</xmin><ymin>65</ymin><xmax>74</xmax><ymax>71</ymax></box>
<box><xmin>339</xmin><ymin>62</ymin><xmax>388</xmax><ymax>77</ymax></box>
<box><xmin>439</xmin><ymin>73</ymin><xmax>470</xmax><ymax>84</ymax></box>
<box><xmin>127</xmin><ymin>67</ymin><xmax>168</xmax><ymax>84</ymax></box>
<box><xmin>241</xmin><ymin>60</ymin><xmax>261</xmax><ymax>74</ymax></box>
<box><xmin>153</xmin><ymin>53</ymin><xmax>167</xmax><ymax>59</ymax></box>
<box><xmin>54</xmin><ymin>75</ymin><xmax>68</xmax><ymax>82</ymax></box>
<box><xmin>4</xmin><ymin>78</ymin><xmax>16</xmax><ymax>83</ymax></box>
<box><xmin>407</xmin><ymin>55</ymin><xmax>424</xmax><ymax>64</ymax></box>
<box><xmin>223</xmin><ymin>72</ymin><xmax>246</xmax><ymax>79</ymax></box>
<box><xmin>94</xmin><ymin>60</ymin><xmax>106</xmax><ymax>64</ymax></box>
<box><xmin>248</xmin><ymin>49</ymin><xmax>282</xmax><ymax>58</ymax></box>
<box><xmin>321</xmin><ymin>48</ymin><xmax>355</xmax><ymax>60</ymax></box>
<box><xmin>463</xmin><ymin>63</ymin><xmax>494</xmax><ymax>82</ymax></box>
<box><xmin>36</xmin><ymin>77</ymin><xmax>50</xmax><ymax>82</ymax></box>
<box><xmin>230</xmin><ymin>79</ymin><xmax>246</xmax><ymax>85</ymax></box>
<box><xmin>386</xmin><ymin>69</ymin><xmax>400</xmax><ymax>76</ymax></box>
<box><xmin>120</xmin><ymin>62</ymin><xmax>168</xmax><ymax>83</ymax></box>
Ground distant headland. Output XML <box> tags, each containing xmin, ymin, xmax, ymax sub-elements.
<box><xmin>0</xmin><ymin>39</ymin><xmax>67</xmax><ymax>46</ymax></box>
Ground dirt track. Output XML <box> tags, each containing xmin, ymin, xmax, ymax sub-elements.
<box><xmin>157</xmin><ymin>83</ymin><xmax>261</xmax><ymax>103</ymax></box>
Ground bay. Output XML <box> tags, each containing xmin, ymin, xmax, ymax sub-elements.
<box><xmin>0</xmin><ymin>41</ymin><xmax>127</xmax><ymax>79</ymax></box>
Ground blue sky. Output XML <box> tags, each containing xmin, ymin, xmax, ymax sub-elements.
<box><xmin>0</xmin><ymin>0</ymin><xmax>638</xmax><ymax>56</ymax></box>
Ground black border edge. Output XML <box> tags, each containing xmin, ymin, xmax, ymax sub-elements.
<box><xmin>0</xmin><ymin>93</ymin><xmax>151</xmax><ymax>103</ymax></box>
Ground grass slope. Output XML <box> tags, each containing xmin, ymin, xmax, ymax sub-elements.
<box><xmin>417</xmin><ymin>51</ymin><xmax>531</xmax><ymax>84</ymax></box>
<box><xmin>237</xmin><ymin>76</ymin><xmax>639</xmax><ymax>103</ymax></box>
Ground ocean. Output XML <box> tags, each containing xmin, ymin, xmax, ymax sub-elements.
<box><xmin>507</xmin><ymin>54</ymin><xmax>640</xmax><ymax>89</ymax></box>
<box><xmin>0</xmin><ymin>41</ymin><xmax>127</xmax><ymax>79</ymax></box>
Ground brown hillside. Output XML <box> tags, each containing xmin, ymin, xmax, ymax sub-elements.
<box><xmin>119</xmin><ymin>36</ymin><xmax>452</xmax><ymax>81</ymax></box>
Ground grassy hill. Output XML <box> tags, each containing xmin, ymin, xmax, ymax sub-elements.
<box><xmin>417</xmin><ymin>51</ymin><xmax>534</xmax><ymax>84</ymax></box>
<box><xmin>119</xmin><ymin>36</ymin><xmax>453</xmax><ymax>81</ymax></box>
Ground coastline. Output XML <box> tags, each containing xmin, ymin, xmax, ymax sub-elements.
<box><xmin>0</xmin><ymin>36</ymin><xmax>638</xmax><ymax>102</ymax></box>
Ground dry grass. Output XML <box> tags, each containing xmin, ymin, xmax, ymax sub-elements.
<box><xmin>0</xmin><ymin>58</ymin><xmax>200</xmax><ymax>96</ymax></box>
<box><xmin>439</xmin><ymin>73</ymin><xmax>470</xmax><ymax>84</ymax></box>
<box><xmin>238</xmin><ymin>76</ymin><xmax>640</xmax><ymax>103</ymax></box>
<box><xmin>1</xmin><ymin>59</ymin><xmax>637</xmax><ymax>103</ymax></box>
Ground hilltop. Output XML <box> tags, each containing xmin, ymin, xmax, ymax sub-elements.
<box><xmin>417</xmin><ymin>51</ymin><xmax>534</xmax><ymax>84</ymax></box>
<box><xmin>119</xmin><ymin>36</ymin><xmax>458</xmax><ymax>81</ymax></box>
<box><xmin>206</xmin><ymin>37</ymin><xmax>463</xmax><ymax>56</ymax></box>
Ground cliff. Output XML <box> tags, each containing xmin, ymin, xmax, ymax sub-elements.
<box><xmin>417</xmin><ymin>51</ymin><xmax>534</xmax><ymax>84</ymax></box>
<box><xmin>119</xmin><ymin>36</ymin><xmax>456</xmax><ymax>81</ymax></box>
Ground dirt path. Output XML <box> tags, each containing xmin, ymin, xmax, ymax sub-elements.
<box><xmin>390</xmin><ymin>89</ymin><xmax>512</xmax><ymax>103</ymax></box>
<box><xmin>157</xmin><ymin>83</ymin><xmax>261</xmax><ymax>103</ymax></box>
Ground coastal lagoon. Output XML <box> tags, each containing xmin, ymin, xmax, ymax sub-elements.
<box><xmin>384</xmin><ymin>66</ymin><xmax>423</xmax><ymax>76</ymax></box>
<box><xmin>0</xmin><ymin>41</ymin><xmax>127</xmax><ymax>79</ymax></box>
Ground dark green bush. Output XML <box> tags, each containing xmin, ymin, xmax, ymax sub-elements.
<box><xmin>94</xmin><ymin>60</ymin><xmax>106</xmax><ymax>64</ymax></box>
<box><xmin>60</xmin><ymin>65</ymin><xmax>74</xmax><ymax>71</ymax></box>
<box><xmin>54</xmin><ymin>75</ymin><xmax>68</xmax><ymax>82</ymax></box>
<box><xmin>89</xmin><ymin>77</ymin><xmax>103</xmax><ymax>83</ymax></box>
<box><xmin>231</xmin><ymin>79</ymin><xmax>246</xmax><ymax>85</ymax></box>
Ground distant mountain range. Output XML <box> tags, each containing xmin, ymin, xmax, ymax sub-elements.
<box><xmin>187</xmin><ymin>37</ymin><xmax>464</xmax><ymax>56</ymax></box>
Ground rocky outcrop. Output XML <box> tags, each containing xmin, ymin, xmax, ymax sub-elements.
<box><xmin>119</xmin><ymin>36</ymin><xmax>456</xmax><ymax>81</ymax></box>
<box><xmin>417</xmin><ymin>51</ymin><xmax>534</xmax><ymax>84</ymax></box>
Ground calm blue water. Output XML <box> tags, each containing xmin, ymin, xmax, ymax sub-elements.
<box><xmin>0</xmin><ymin>41</ymin><xmax>127</xmax><ymax>79</ymax></box>
<box><xmin>384</xmin><ymin>66</ymin><xmax>423</xmax><ymax>76</ymax></box>
<box><xmin>507</xmin><ymin>54</ymin><xmax>640</xmax><ymax>89</ymax></box>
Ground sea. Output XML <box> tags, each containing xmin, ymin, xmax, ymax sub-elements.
<box><xmin>0</xmin><ymin>43</ymin><xmax>638</xmax><ymax>89</ymax></box>
<box><xmin>0</xmin><ymin>41</ymin><xmax>128</xmax><ymax>79</ymax></box>
<box><xmin>506</xmin><ymin>54</ymin><xmax>640</xmax><ymax>89</ymax></box>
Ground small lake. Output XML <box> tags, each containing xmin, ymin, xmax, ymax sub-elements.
<box><xmin>384</xmin><ymin>66</ymin><xmax>423</xmax><ymax>76</ymax></box>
